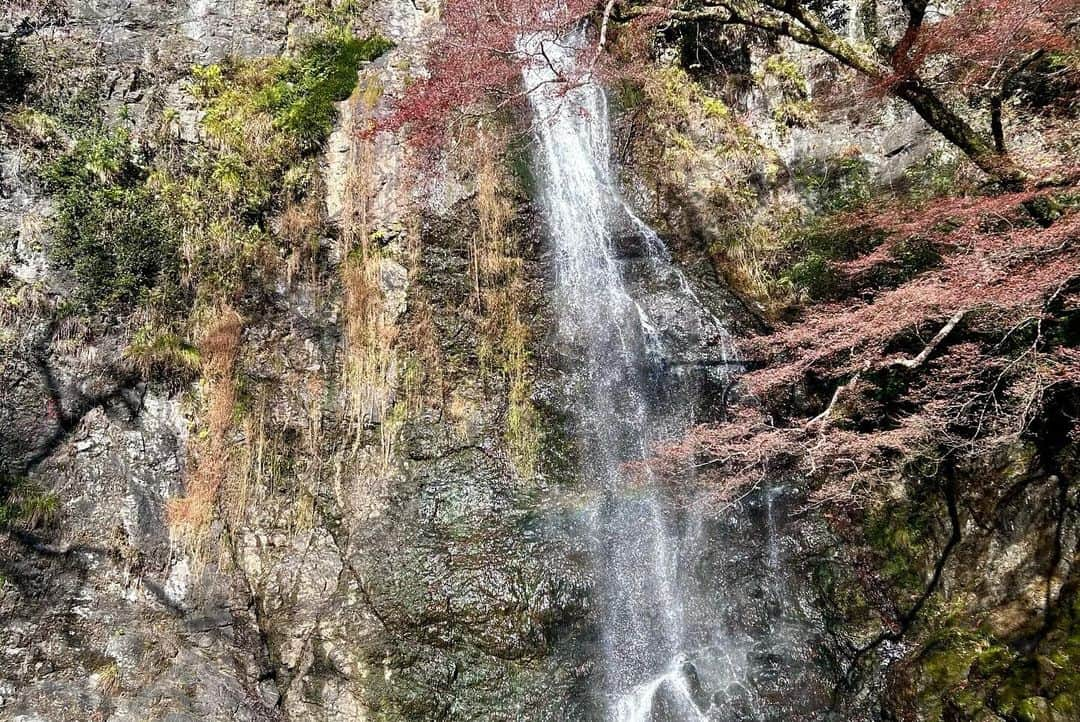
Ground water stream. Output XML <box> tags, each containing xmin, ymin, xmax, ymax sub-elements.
<box><xmin>522</xmin><ymin>30</ymin><xmax>828</xmax><ymax>721</ymax></box>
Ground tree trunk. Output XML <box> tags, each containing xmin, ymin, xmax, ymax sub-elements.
<box><xmin>990</xmin><ymin>95</ymin><xmax>1006</xmax><ymax>153</ymax></box>
<box><xmin>892</xmin><ymin>77</ymin><xmax>1027</xmax><ymax>187</ymax></box>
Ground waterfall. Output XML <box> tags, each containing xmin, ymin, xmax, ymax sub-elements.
<box><xmin>521</xmin><ymin>30</ymin><xmax>745</xmax><ymax>720</ymax></box>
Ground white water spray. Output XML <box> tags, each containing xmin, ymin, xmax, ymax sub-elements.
<box><xmin>520</xmin><ymin>29</ymin><xmax>742</xmax><ymax>720</ymax></box>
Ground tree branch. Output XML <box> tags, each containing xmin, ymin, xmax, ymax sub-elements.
<box><xmin>887</xmin><ymin>309</ymin><xmax>966</xmax><ymax>370</ymax></box>
<box><xmin>592</xmin><ymin>0</ymin><xmax>619</xmax><ymax>67</ymax></box>
<box><xmin>808</xmin><ymin>368</ymin><xmax>865</xmax><ymax>426</ymax></box>
<box><xmin>810</xmin><ymin>310</ymin><xmax>963</xmax><ymax>427</ymax></box>
<box><xmin>990</xmin><ymin>49</ymin><xmax>1046</xmax><ymax>153</ymax></box>
<box><xmin>617</xmin><ymin>0</ymin><xmax>1026</xmax><ymax>184</ymax></box>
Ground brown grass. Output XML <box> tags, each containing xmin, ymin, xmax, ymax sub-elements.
<box><xmin>166</xmin><ymin>307</ymin><xmax>242</xmax><ymax>559</ymax></box>
<box><xmin>279</xmin><ymin>186</ymin><xmax>326</xmax><ymax>287</ymax></box>
<box><xmin>467</xmin><ymin>125</ymin><xmax>540</xmax><ymax>478</ymax></box>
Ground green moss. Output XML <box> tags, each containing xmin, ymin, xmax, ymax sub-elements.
<box><xmin>883</xmin><ymin>234</ymin><xmax>942</xmax><ymax>283</ymax></box>
<box><xmin>8</xmin><ymin>107</ymin><xmax>60</xmax><ymax>144</ymax></box>
<box><xmin>910</xmin><ymin>582</ymin><xmax>1080</xmax><ymax>721</ymax></box>
<box><xmin>864</xmin><ymin>497</ymin><xmax>938</xmax><ymax>599</ymax></box>
<box><xmin>771</xmin><ymin>98</ymin><xmax>815</xmax><ymax>134</ymax></box>
<box><xmin>506</xmin><ymin>135</ymin><xmax>538</xmax><ymax>200</ymax></box>
<box><xmin>257</xmin><ymin>32</ymin><xmax>393</xmax><ymax>149</ymax></box>
<box><xmin>195</xmin><ymin>32</ymin><xmax>392</xmax><ymax>154</ymax></box>
<box><xmin>758</xmin><ymin>54</ymin><xmax>814</xmax><ymax>137</ymax></box>
<box><xmin>760</xmin><ymin>54</ymin><xmax>809</xmax><ymax>92</ymax></box>
<box><xmin>42</xmin><ymin>128</ymin><xmax>179</xmax><ymax>312</ymax></box>
<box><xmin>765</xmin><ymin>153</ymin><xmax>886</xmax><ymax>302</ymax></box>
<box><xmin>611</xmin><ymin>79</ymin><xmax>645</xmax><ymax>112</ymax></box>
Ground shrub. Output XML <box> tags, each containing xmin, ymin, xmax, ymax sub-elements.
<box><xmin>196</xmin><ymin>31</ymin><xmax>392</xmax><ymax>154</ymax></box>
<box><xmin>903</xmin><ymin>150</ymin><xmax>966</xmax><ymax>201</ymax></box>
<box><xmin>42</xmin><ymin>129</ymin><xmax>178</xmax><ymax>311</ymax></box>
<box><xmin>887</xmin><ymin>234</ymin><xmax>942</xmax><ymax>279</ymax></box>
<box><xmin>794</xmin><ymin>152</ymin><xmax>873</xmax><ymax>214</ymax></box>
<box><xmin>759</xmin><ymin>53</ymin><xmax>815</xmax><ymax>136</ymax></box>
<box><xmin>124</xmin><ymin>326</ymin><xmax>202</xmax><ymax>378</ymax></box>
<box><xmin>783</xmin><ymin>251</ymin><xmax>839</xmax><ymax>300</ymax></box>
<box><xmin>258</xmin><ymin>32</ymin><xmax>393</xmax><ymax>150</ymax></box>
<box><xmin>0</xmin><ymin>36</ymin><xmax>31</xmax><ymax>108</ymax></box>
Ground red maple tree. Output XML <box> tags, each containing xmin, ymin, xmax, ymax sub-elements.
<box><xmin>391</xmin><ymin>1</ymin><xmax>1078</xmax><ymax>184</ymax></box>
<box><xmin>386</xmin><ymin>0</ymin><xmax>595</xmax><ymax>149</ymax></box>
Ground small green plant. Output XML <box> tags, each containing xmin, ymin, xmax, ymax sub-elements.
<box><xmin>759</xmin><ymin>54</ymin><xmax>814</xmax><ymax>136</ymax></box>
<box><xmin>94</xmin><ymin>661</ymin><xmax>122</xmax><ymax>696</ymax></box>
<box><xmin>888</xmin><ymin>234</ymin><xmax>942</xmax><ymax>278</ymax></box>
<box><xmin>783</xmin><ymin>251</ymin><xmax>839</xmax><ymax>300</ymax></box>
<box><xmin>8</xmin><ymin>107</ymin><xmax>59</xmax><ymax>145</ymax></box>
<box><xmin>0</xmin><ymin>475</ymin><xmax>59</xmax><ymax>530</ymax></box>
<box><xmin>125</xmin><ymin>326</ymin><xmax>202</xmax><ymax>376</ymax></box>
<box><xmin>903</xmin><ymin>150</ymin><xmax>965</xmax><ymax>200</ymax></box>
<box><xmin>190</xmin><ymin>31</ymin><xmax>392</xmax><ymax>219</ymax></box>
<box><xmin>257</xmin><ymin>32</ymin><xmax>393</xmax><ymax>150</ymax></box>
<box><xmin>195</xmin><ymin>31</ymin><xmax>393</xmax><ymax>155</ymax></box>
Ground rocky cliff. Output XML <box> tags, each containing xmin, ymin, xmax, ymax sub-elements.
<box><xmin>1</xmin><ymin>1</ymin><xmax>1077</xmax><ymax>721</ymax></box>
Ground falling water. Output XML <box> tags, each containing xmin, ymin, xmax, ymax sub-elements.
<box><xmin>521</xmin><ymin>28</ymin><xmax>833</xmax><ymax>722</ymax></box>
<box><xmin>520</xmin><ymin>29</ymin><xmax>734</xmax><ymax>720</ymax></box>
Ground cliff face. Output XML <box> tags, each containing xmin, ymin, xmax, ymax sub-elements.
<box><xmin>1</xmin><ymin>1</ymin><xmax>1077</xmax><ymax>721</ymax></box>
<box><xmin>1</xmin><ymin>1</ymin><xmax>589</xmax><ymax>718</ymax></box>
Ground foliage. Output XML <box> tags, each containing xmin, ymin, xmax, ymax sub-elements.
<box><xmin>23</xmin><ymin>29</ymin><xmax>386</xmax><ymax>556</ymax></box>
<box><xmin>783</xmin><ymin>251</ymin><xmax>839</xmax><ymax>301</ymax></box>
<box><xmin>386</xmin><ymin>0</ymin><xmax>594</xmax><ymax>147</ymax></box>
<box><xmin>42</xmin><ymin>128</ymin><xmax>179</xmax><ymax>312</ymax></box>
<box><xmin>900</xmin><ymin>0</ymin><xmax>1077</xmax><ymax>92</ymax></box>
<box><xmin>395</xmin><ymin>0</ymin><xmax>1079</xmax><ymax>182</ymax></box>
<box><xmin>163</xmin><ymin>32</ymin><xmax>391</xmax><ymax>554</ymax></box>
<box><xmin>645</xmin><ymin>181</ymin><xmax>1080</xmax><ymax>508</ymax></box>
<box><xmin>191</xmin><ymin>32</ymin><xmax>390</xmax><ymax>215</ymax></box>
<box><xmin>470</xmin><ymin>126</ymin><xmax>540</xmax><ymax>478</ymax></box>
<box><xmin>124</xmin><ymin>325</ymin><xmax>202</xmax><ymax>378</ymax></box>
<box><xmin>758</xmin><ymin>53</ymin><xmax>814</xmax><ymax>137</ymax></box>
<box><xmin>619</xmin><ymin>59</ymin><xmax>794</xmax><ymax>309</ymax></box>
<box><xmin>231</xmin><ymin>32</ymin><xmax>390</xmax><ymax>151</ymax></box>
<box><xmin>902</xmin><ymin>149</ymin><xmax>969</xmax><ymax>202</ymax></box>
<box><xmin>864</xmin><ymin>498</ymin><xmax>937</xmax><ymax>601</ymax></box>
<box><xmin>794</xmin><ymin>152</ymin><xmax>873</xmax><ymax>214</ymax></box>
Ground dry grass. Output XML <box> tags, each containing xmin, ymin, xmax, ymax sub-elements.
<box><xmin>93</xmin><ymin>661</ymin><xmax>121</xmax><ymax>697</ymax></box>
<box><xmin>467</xmin><ymin>125</ymin><xmax>540</xmax><ymax>478</ymax></box>
<box><xmin>166</xmin><ymin>307</ymin><xmax>242</xmax><ymax>560</ymax></box>
<box><xmin>336</xmin><ymin>92</ymin><xmax>412</xmax><ymax>494</ymax></box>
<box><xmin>279</xmin><ymin>189</ymin><xmax>326</xmax><ymax>287</ymax></box>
